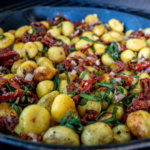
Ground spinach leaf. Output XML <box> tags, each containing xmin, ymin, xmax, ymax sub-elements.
<box><xmin>94</xmin><ymin>70</ymin><xmax>105</xmax><ymax>75</ymax></box>
<box><xmin>65</xmin><ymin>71</ymin><xmax>70</xmax><ymax>84</ymax></box>
<box><xmin>80</xmin><ymin>70</ymin><xmax>88</xmax><ymax>80</ymax></box>
<box><xmin>60</xmin><ymin>111</ymin><xmax>84</xmax><ymax>134</ymax></box>
<box><xmin>25</xmin><ymin>51</ymin><xmax>30</xmax><ymax>59</ymax></box>
<box><xmin>78</xmin><ymin>93</ymin><xmax>101</xmax><ymax>102</ymax></box>
<box><xmin>105</xmin><ymin>41</ymin><xmax>121</xmax><ymax>61</ymax></box>
<box><xmin>56</xmin><ymin>64</ymin><xmax>65</xmax><ymax>72</ymax></box>
<box><xmin>0</xmin><ymin>35</ymin><xmax>5</xmax><ymax>39</ymax></box>
<box><xmin>80</xmin><ymin>36</ymin><xmax>101</xmax><ymax>44</ymax></box>
<box><xmin>5</xmin><ymin>81</ymin><xmax>15</xmax><ymax>92</ymax></box>
<box><xmin>53</xmin><ymin>74</ymin><xmax>60</xmax><ymax>91</ymax></box>
<box><xmin>11</xmin><ymin>104</ymin><xmax>21</xmax><ymax>116</ymax></box>
<box><xmin>32</xmin><ymin>26</ymin><xmax>41</xmax><ymax>33</ymax></box>
<box><xmin>38</xmin><ymin>47</ymin><xmax>48</xmax><ymax>53</ymax></box>
<box><xmin>101</xmin><ymin>107</ymin><xmax>117</xmax><ymax>124</ymax></box>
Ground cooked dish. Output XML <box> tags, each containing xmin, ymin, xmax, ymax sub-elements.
<box><xmin>0</xmin><ymin>13</ymin><xmax>150</xmax><ymax>146</ymax></box>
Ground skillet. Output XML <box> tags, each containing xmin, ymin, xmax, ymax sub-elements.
<box><xmin>0</xmin><ymin>6</ymin><xmax>150</xmax><ymax>150</ymax></box>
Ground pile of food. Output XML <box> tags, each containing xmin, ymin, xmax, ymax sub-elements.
<box><xmin>0</xmin><ymin>13</ymin><xmax>150</xmax><ymax>145</ymax></box>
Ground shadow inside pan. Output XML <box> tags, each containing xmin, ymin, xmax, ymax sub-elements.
<box><xmin>0</xmin><ymin>6</ymin><xmax>150</xmax><ymax>32</ymax></box>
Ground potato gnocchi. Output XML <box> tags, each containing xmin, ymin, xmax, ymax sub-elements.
<box><xmin>0</xmin><ymin>13</ymin><xmax>150</xmax><ymax>146</ymax></box>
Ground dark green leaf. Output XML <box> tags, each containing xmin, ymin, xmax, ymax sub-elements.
<box><xmin>53</xmin><ymin>74</ymin><xmax>60</xmax><ymax>91</ymax></box>
<box><xmin>65</xmin><ymin>71</ymin><xmax>70</xmax><ymax>84</ymax></box>
<box><xmin>80</xmin><ymin>36</ymin><xmax>101</xmax><ymax>44</ymax></box>
<box><xmin>24</xmin><ymin>86</ymin><xmax>28</xmax><ymax>95</ymax></box>
<box><xmin>94</xmin><ymin>70</ymin><xmax>105</xmax><ymax>75</ymax></box>
<box><xmin>101</xmin><ymin>107</ymin><xmax>117</xmax><ymax>124</ymax></box>
<box><xmin>87</xmin><ymin>111</ymin><xmax>107</xmax><ymax>125</ymax></box>
<box><xmin>78</xmin><ymin>99</ymin><xmax>88</xmax><ymax>105</ymax></box>
<box><xmin>5</xmin><ymin>81</ymin><xmax>15</xmax><ymax>92</ymax></box>
<box><xmin>78</xmin><ymin>93</ymin><xmax>100</xmax><ymax>102</ymax></box>
<box><xmin>56</xmin><ymin>64</ymin><xmax>65</xmax><ymax>72</ymax></box>
<box><xmin>25</xmin><ymin>51</ymin><xmax>30</xmax><ymax>59</ymax></box>
<box><xmin>69</xmin><ymin>88</ymin><xmax>77</xmax><ymax>96</ymax></box>
<box><xmin>80</xmin><ymin>70</ymin><xmax>88</xmax><ymax>80</ymax></box>
<box><xmin>112</xmin><ymin>120</ymin><xmax>122</xmax><ymax>126</ymax></box>
<box><xmin>38</xmin><ymin>47</ymin><xmax>48</xmax><ymax>53</ymax></box>
<box><xmin>105</xmin><ymin>41</ymin><xmax>121</xmax><ymax>61</ymax></box>
<box><xmin>60</xmin><ymin>111</ymin><xmax>84</xmax><ymax>134</ymax></box>
<box><xmin>11</xmin><ymin>104</ymin><xmax>21</xmax><ymax>116</ymax></box>
<box><xmin>68</xmin><ymin>47</ymin><xmax>76</xmax><ymax>53</ymax></box>
<box><xmin>95</xmin><ymin>82</ymin><xmax>114</xmax><ymax>90</ymax></box>
<box><xmin>0</xmin><ymin>34</ymin><xmax>5</xmax><ymax>39</ymax></box>
<box><xmin>5</xmin><ymin>68</ymin><xmax>10</xmax><ymax>74</ymax></box>
<box><xmin>32</xmin><ymin>26</ymin><xmax>41</xmax><ymax>33</ymax></box>
<box><xmin>57</xmin><ymin>23</ymin><xmax>62</xmax><ymax>28</ymax></box>
<box><xmin>27</xmin><ymin>34</ymin><xmax>31</xmax><ymax>42</ymax></box>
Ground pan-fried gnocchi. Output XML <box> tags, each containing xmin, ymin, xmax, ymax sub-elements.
<box><xmin>1</xmin><ymin>13</ymin><xmax>150</xmax><ymax>146</ymax></box>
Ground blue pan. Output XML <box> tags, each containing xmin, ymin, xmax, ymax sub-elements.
<box><xmin>0</xmin><ymin>6</ymin><xmax>150</xmax><ymax>150</ymax></box>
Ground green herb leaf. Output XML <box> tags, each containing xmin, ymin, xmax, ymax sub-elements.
<box><xmin>112</xmin><ymin>120</ymin><xmax>122</xmax><ymax>126</ymax></box>
<box><xmin>5</xmin><ymin>68</ymin><xmax>10</xmax><ymax>74</ymax></box>
<box><xmin>80</xmin><ymin>36</ymin><xmax>101</xmax><ymax>44</ymax></box>
<box><xmin>27</xmin><ymin>34</ymin><xmax>31</xmax><ymax>42</ymax></box>
<box><xmin>105</xmin><ymin>41</ymin><xmax>121</xmax><ymax>61</ymax></box>
<box><xmin>60</xmin><ymin>111</ymin><xmax>84</xmax><ymax>134</ymax></box>
<box><xmin>5</xmin><ymin>81</ymin><xmax>15</xmax><ymax>92</ymax></box>
<box><xmin>129</xmin><ymin>75</ymin><xmax>139</xmax><ymax>89</ymax></box>
<box><xmin>56</xmin><ymin>64</ymin><xmax>65</xmax><ymax>72</ymax></box>
<box><xmin>38</xmin><ymin>47</ymin><xmax>48</xmax><ymax>53</ymax></box>
<box><xmin>32</xmin><ymin>26</ymin><xmax>41</xmax><ymax>33</ymax></box>
<box><xmin>94</xmin><ymin>70</ymin><xmax>105</xmax><ymax>75</ymax></box>
<box><xmin>87</xmin><ymin>111</ymin><xmax>107</xmax><ymax>125</ymax></box>
<box><xmin>80</xmin><ymin>70</ymin><xmax>88</xmax><ymax>80</ymax></box>
<box><xmin>95</xmin><ymin>82</ymin><xmax>114</xmax><ymax>90</ymax></box>
<box><xmin>11</xmin><ymin>104</ymin><xmax>21</xmax><ymax>116</ymax></box>
<box><xmin>65</xmin><ymin>71</ymin><xmax>70</xmax><ymax>84</ymax></box>
<box><xmin>24</xmin><ymin>86</ymin><xmax>28</xmax><ymax>95</ymax></box>
<box><xmin>101</xmin><ymin>107</ymin><xmax>117</xmax><ymax>124</ymax></box>
<box><xmin>57</xmin><ymin>23</ymin><xmax>62</xmax><ymax>28</ymax></box>
<box><xmin>25</xmin><ymin>51</ymin><xmax>30</xmax><ymax>59</ymax></box>
<box><xmin>78</xmin><ymin>99</ymin><xmax>88</xmax><ymax>105</ymax></box>
<box><xmin>53</xmin><ymin>74</ymin><xmax>60</xmax><ymax>91</ymax></box>
<box><xmin>78</xmin><ymin>93</ymin><xmax>101</xmax><ymax>102</ymax></box>
<box><xmin>68</xmin><ymin>47</ymin><xmax>76</xmax><ymax>53</ymax></box>
<box><xmin>0</xmin><ymin>34</ymin><xmax>5</xmax><ymax>39</ymax></box>
<box><xmin>69</xmin><ymin>88</ymin><xmax>77</xmax><ymax>96</ymax></box>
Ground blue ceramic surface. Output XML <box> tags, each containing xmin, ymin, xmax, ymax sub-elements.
<box><xmin>0</xmin><ymin>6</ymin><xmax>150</xmax><ymax>150</ymax></box>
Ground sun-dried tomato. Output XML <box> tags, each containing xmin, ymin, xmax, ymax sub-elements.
<box><xmin>128</xmin><ymin>61</ymin><xmax>150</xmax><ymax>71</ymax></box>
<box><xmin>0</xmin><ymin>115</ymin><xmax>19</xmax><ymax>135</ymax></box>
<box><xmin>90</xmin><ymin>72</ymin><xmax>104</xmax><ymax>80</ymax></box>
<box><xmin>138</xmin><ymin>93</ymin><xmax>145</xmax><ymax>100</ymax></box>
<box><xmin>129</xmin><ymin>30</ymin><xmax>144</xmax><ymax>39</ymax></box>
<box><xmin>127</xmin><ymin>99</ymin><xmax>149</xmax><ymax>114</ymax></box>
<box><xmin>0</xmin><ymin>46</ymin><xmax>12</xmax><ymax>55</ymax></box>
<box><xmin>0</xmin><ymin>51</ymin><xmax>19</xmax><ymax>67</ymax></box>
<box><xmin>66</xmin><ymin>82</ymin><xmax>76</xmax><ymax>94</ymax></box>
<box><xmin>30</xmin><ymin>22</ymin><xmax>47</xmax><ymax>31</ymax></box>
<box><xmin>72</xmin><ymin>95</ymin><xmax>79</xmax><ymax>103</ymax></box>
<box><xmin>47</xmin><ymin>13</ymin><xmax>70</xmax><ymax>26</ymax></box>
<box><xmin>140</xmin><ymin>78</ymin><xmax>150</xmax><ymax>100</ymax></box>
<box><xmin>115</xmin><ymin>74</ymin><xmax>133</xmax><ymax>87</ymax></box>
<box><xmin>0</xmin><ymin>89</ymin><xmax>24</xmax><ymax>102</ymax></box>
<box><xmin>117</xmin><ymin>43</ymin><xmax>126</xmax><ymax>51</ymax></box>
<box><xmin>76</xmin><ymin>79</ymin><xmax>93</xmax><ymax>94</ymax></box>
<box><xmin>114</xmin><ymin>61</ymin><xmax>125</xmax><ymax>73</ymax></box>
<box><xmin>81</xmin><ymin>110</ymin><xmax>99</xmax><ymax>125</ymax></box>
<box><xmin>18</xmin><ymin>133</ymin><xmax>42</xmax><ymax>142</ymax></box>
<box><xmin>145</xmin><ymin>34</ymin><xmax>150</xmax><ymax>39</ymax></box>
